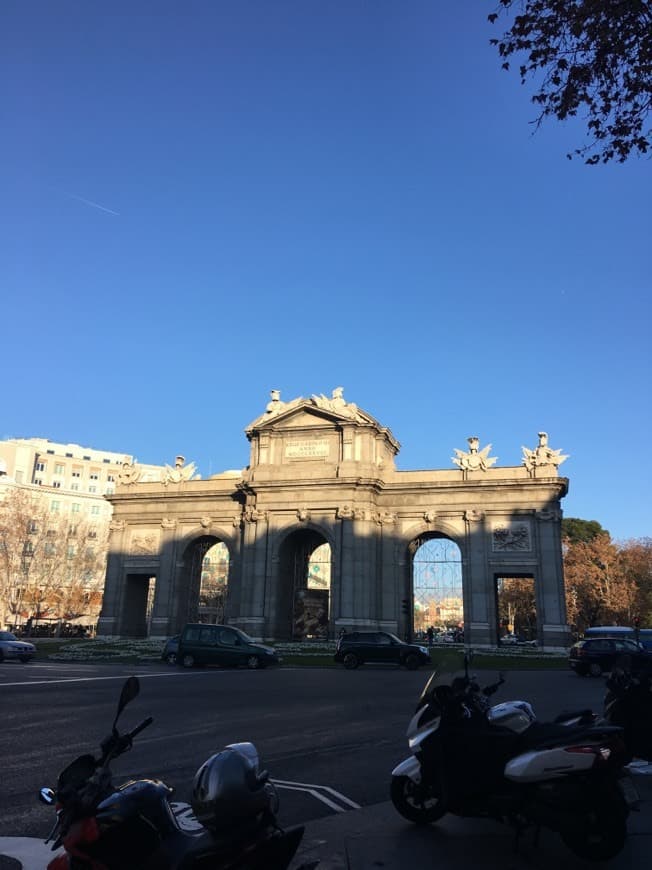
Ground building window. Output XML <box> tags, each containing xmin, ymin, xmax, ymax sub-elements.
<box><xmin>52</xmin><ymin>481</ymin><xmax>61</xmax><ymax>489</ymax></box>
<box><xmin>67</xmin><ymin>544</ymin><xmax>76</xmax><ymax>558</ymax></box>
<box><xmin>72</xmin><ymin>470</ymin><xmax>81</xmax><ymax>478</ymax></box>
<box><xmin>47</xmin><ymin>529</ymin><xmax>57</xmax><ymax>537</ymax></box>
<box><xmin>90</xmin><ymin>472</ymin><xmax>100</xmax><ymax>480</ymax></box>
<box><xmin>70</xmin><ymin>482</ymin><xmax>79</xmax><ymax>491</ymax></box>
<box><xmin>89</xmin><ymin>528</ymin><xmax>97</xmax><ymax>539</ymax></box>
<box><xmin>103</xmin><ymin>458</ymin><xmax>111</xmax><ymax>464</ymax></box>
<box><xmin>34</xmin><ymin>478</ymin><xmax>43</xmax><ymax>486</ymax></box>
<box><xmin>47</xmin><ymin>449</ymin><xmax>54</xmax><ymax>455</ymax></box>
<box><xmin>105</xmin><ymin>486</ymin><xmax>114</xmax><ymax>495</ymax></box>
<box><xmin>107</xmin><ymin>474</ymin><xmax>115</xmax><ymax>482</ymax></box>
<box><xmin>83</xmin><ymin>455</ymin><xmax>91</xmax><ymax>460</ymax></box>
<box><xmin>71</xmin><ymin>503</ymin><xmax>81</xmax><ymax>513</ymax></box>
<box><xmin>44</xmin><ymin>542</ymin><xmax>56</xmax><ymax>556</ymax></box>
<box><xmin>54</xmin><ymin>464</ymin><xmax>65</xmax><ymax>474</ymax></box>
<box><xmin>65</xmin><ymin>453</ymin><xmax>73</xmax><ymax>458</ymax></box>
<box><xmin>91</xmin><ymin>505</ymin><xmax>100</xmax><ymax>516</ymax></box>
<box><xmin>88</xmin><ymin>485</ymin><xmax>97</xmax><ymax>493</ymax></box>
<box><xmin>36</xmin><ymin>462</ymin><xmax>46</xmax><ymax>472</ymax></box>
<box><xmin>28</xmin><ymin>520</ymin><xmax>38</xmax><ymax>533</ymax></box>
<box><xmin>51</xmin><ymin>501</ymin><xmax>61</xmax><ymax>512</ymax></box>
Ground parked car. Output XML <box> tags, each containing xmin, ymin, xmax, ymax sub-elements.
<box><xmin>569</xmin><ymin>637</ymin><xmax>652</xmax><ymax>677</ymax></box>
<box><xmin>0</xmin><ymin>630</ymin><xmax>36</xmax><ymax>663</ymax></box>
<box><xmin>161</xmin><ymin>635</ymin><xmax>179</xmax><ymax>664</ymax></box>
<box><xmin>177</xmin><ymin>624</ymin><xmax>281</xmax><ymax>669</ymax></box>
<box><xmin>334</xmin><ymin>631</ymin><xmax>432</xmax><ymax>670</ymax></box>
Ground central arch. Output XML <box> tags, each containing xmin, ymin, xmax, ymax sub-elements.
<box><xmin>277</xmin><ymin>528</ymin><xmax>332</xmax><ymax>640</ymax></box>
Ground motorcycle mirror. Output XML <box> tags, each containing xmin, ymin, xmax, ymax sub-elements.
<box><xmin>39</xmin><ymin>787</ymin><xmax>55</xmax><ymax>805</ymax></box>
<box><xmin>113</xmin><ymin>676</ymin><xmax>140</xmax><ymax>729</ymax></box>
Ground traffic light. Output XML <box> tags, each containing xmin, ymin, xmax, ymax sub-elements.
<box><xmin>401</xmin><ymin>599</ymin><xmax>410</xmax><ymax>615</ymax></box>
<box><xmin>634</xmin><ymin>616</ymin><xmax>641</xmax><ymax>628</ymax></box>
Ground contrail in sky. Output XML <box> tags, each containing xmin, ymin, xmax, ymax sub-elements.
<box><xmin>63</xmin><ymin>191</ymin><xmax>120</xmax><ymax>216</ymax></box>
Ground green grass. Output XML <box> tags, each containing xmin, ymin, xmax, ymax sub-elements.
<box><xmin>31</xmin><ymin>637</ymin><xmax>568</xmax><ymax>670</ymax></box>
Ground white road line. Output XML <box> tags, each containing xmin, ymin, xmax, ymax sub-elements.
<box><xmin>272</xmin><ymin>779</ymin><xmax>361</xmax><ymax>809</ymax></box>
<box><xmin>270</xmin><ymin>783</ymin><xmax>348</xmax><ymax>813</ymax></box>
<box><xmin>0</xmin><ymin>671</ymin><xmax>214</xmax><ymax>688</ymax></box>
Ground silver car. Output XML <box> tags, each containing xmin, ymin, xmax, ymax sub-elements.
<box><xmin>0</xmin><ymin>631</ymin><xmax>36</xmax><ymax>663</ymax></box>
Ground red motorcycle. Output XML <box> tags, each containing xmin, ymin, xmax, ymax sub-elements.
<box><xmin>39</xmin><ymin>676</ymin><xmax>308</xmax><ymax>870</ymax></box>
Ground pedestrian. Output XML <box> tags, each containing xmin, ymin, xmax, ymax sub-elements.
<box><xmin>426</xmin><ymin>625</ymin><xmax>434</xmax><ymax>647</ymax></box>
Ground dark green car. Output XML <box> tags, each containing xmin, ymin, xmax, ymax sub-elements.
<box><xmin>177</xmin><ymin>623</ymin><xmax>281</xmax><ymax>670</ymax></box>
<box><xmin>334</xmin><ymin>631</ymin><xmax>431</xmax><ymax>670</ymax></box>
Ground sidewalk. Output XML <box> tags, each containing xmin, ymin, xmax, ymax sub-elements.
<box><xmin>3</xmin><ymin>772</ymin><xmax>651</xmax><ymax>869</ymax></box>
<box><xmin>295</xmin><ymin>771</ymin><xmax>652</xmax><ymax>870</ymax></box>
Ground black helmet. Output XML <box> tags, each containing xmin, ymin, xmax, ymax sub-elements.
<box><xmin>191</xmin><ymin>743</ymin><xmax>271</xmax><ymax>832</ymax></box>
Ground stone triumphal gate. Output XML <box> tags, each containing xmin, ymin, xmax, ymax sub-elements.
<box><xmin>98</xmin><ymin>389</ymin><xmax>571</xmax><ymax>649</ymax></box>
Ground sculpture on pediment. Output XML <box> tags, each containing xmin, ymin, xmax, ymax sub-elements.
<box><xmin>452</xmin><ymin>437</ymin><xmax>498</xmax><ymax>472</ymax></box>
<box><xmin>162</xmin><ymin>455</ymin><xmax>199</xmax><ymax>486</ymax></box>
<box><xmin>310</xmin><ymin>387</ymin><xmax>365</xmax><ymax>422</ymax></box>
<box><xmin>522</xmin><ymin>432</ymin><xmax>569</xmax><ymax>472</ymax></box>
<box><xmin>262</xmin><ymin>389</ymin><xmax>303</xmax><ymax>420</ymax></box>
<box><xmin>117</xmin><ymin>460</ymin><xmax>142</xmax><ymax>486</ymax></box>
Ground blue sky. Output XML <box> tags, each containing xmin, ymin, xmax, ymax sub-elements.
<box><xmin>2</xmin><ymin>1</ymin><xmax>650</xmax><ymax>541</ymax></box>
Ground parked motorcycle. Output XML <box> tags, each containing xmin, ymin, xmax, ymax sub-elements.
<box><xmin>604</xmin><ymin>665</ymin><xmax>652</xmax><ymax>762</ymax></box>
<box><xmin>390</xmin><ymin>655</ymin><xmax>638</xmax><ymax>861</ymax></box>
<box><xmin>39</xmin><ymin>676</ymin><xmax>307</xmax><ymax>870</ymax></box>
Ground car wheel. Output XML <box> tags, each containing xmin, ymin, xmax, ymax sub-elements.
<box><xmin>181</xmin><ymin>654</ymin><xmax>195</xmax><ymax>668</ymax></box>
<box><xmin>575</xmin><ymin>666</ymin><xmax>589</xmax><ymax>677</ymax></box>
<box><xmin>589</xmin><ymin>662</ymin><xmax>603</xmax><ymax>677</ymax></box>
<box><xmin>343</xmin><ymin>653</ymin><xmax>360</xmax><ymax>670</ymax></box>
<box><xmin>19</xmin><ymin>656</ymin><xmax>31</xmax><ymax>664</ymax></box>
<box><xmin>0</xmin><ymin>650</ymin><xmax>4</xmax><ymax>663</ymax></box>
<box><xmin>404</xmin><ymin>654</ymin><xmax>420</xmax><ymax>670</ymax></box>
<box><xmin>165</xmin><ymin>653</ymin><xmax>177</xmax><ymax>665</ymax></box>
<box><xmin>246</xmin><ymin>655</ymin><xmax>261</xmax><ymax>669</ymax></box>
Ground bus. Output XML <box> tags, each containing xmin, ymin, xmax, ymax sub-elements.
<box><xmin>583</xmin><ymin>626</ymin><xmax>652</xmax><ymax>650</ymax></box>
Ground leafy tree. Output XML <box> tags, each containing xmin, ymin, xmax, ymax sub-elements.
<box><xmin>618</xmin><ymin>537</ymin><xmax>652</xmax><ymax>625</ymax></box>
<box><xmin>488</xmin><ymin>1</ymin><xmax>652</xmax><ymax>163</ymax></box>
<box><xmin>562</xmin><ymin>517</ymin><xmax>609</xmax><ymax>543</ymax></box>
<box><xmin>563</xmin><ymin>531</ymin><xmax>638</xmax><ymax>630</ymax></box>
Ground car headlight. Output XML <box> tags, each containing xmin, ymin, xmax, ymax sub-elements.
<box><xmin>419</xmin><ymin>646</ymin><xmax>429</xmax><ymax>655</ymax></box>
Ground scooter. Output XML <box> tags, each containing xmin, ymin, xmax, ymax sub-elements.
<box><xmin>390</xmin><ymin>655</ymin><xmax>638</xmax><ymax>861</ymax></box>
<box><xmin>39</xmin><ymin>676</ymin><xmax>307</xmax><ymax>870</ymax></box>
<box><xmin>604</xmin><ymin>665</ymin><xmax>652</xmax><ymax>762</ymax></box>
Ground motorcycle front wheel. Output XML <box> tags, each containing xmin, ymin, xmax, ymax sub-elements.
<box><xmin>390</xmin><ymin>774</ymin><xmax>446</xmax><ymax>825</ymax></box>
<box><xmin>560</xmin><ymin>798</ymin><xmax>627</xmax><ymax>861</ymax></box>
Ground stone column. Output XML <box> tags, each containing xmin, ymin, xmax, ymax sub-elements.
<box><xmin>463</xmin><ymin>510</ymin><xmax>492</xmax><ymax>647</ymax></box>
<box><xmin>96</xmin><ymin>520</ymin><xmax>127</xmax><ymax>637</ymax></box>
<box><xmin>148</xmin><ymin>517</ymin><xmax>178</xmax><ymax>638</ymax></box>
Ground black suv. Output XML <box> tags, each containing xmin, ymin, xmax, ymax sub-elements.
<box><xmin>569</xmin><ymin>637</ymin><xmax>652</xmax><ymax>677</ymax></box>
<box><xmin>334</xmin><ymin>631</ymin><xmax>431</xmax><ymax>670</ymax></box>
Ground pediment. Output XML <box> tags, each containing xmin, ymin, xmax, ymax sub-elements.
<box><xmin>274</xmin><ymin>408</ymin><xmax>338</xmax><ymax>429</ymax></box>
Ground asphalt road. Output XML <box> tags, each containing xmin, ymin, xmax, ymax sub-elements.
<box><xmin>0</xmin><ymin>659</ymin><xmax>610</xmax><ymax>842</ymax></box>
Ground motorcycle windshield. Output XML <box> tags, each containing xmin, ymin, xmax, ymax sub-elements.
<box><xmin>416</xmin><ymin>653</ymin><xmax>464</xmax><ymax>709</ymax></box>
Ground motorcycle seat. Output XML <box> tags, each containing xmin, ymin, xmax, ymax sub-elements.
<box><xmin>518</xmin><ymin>721</ymin><xmax>623</xmax><ymax>751</ymax></box>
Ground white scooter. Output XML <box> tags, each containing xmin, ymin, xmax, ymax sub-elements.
<box><xmin>390</xmin><ymin>654</ymin><xmax>638</xmax><ymax>861</ymax></box>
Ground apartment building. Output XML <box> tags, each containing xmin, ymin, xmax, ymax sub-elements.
<box><xmin>0</xmin><ymin>438</ymin><xmax>166</xmax><ymax>633</ymax></box>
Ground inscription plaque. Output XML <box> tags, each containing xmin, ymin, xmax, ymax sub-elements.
<box><xmin>285</xmin><ymin>439</ymin><xmax>329</xmax><ymax>459</ymax></box>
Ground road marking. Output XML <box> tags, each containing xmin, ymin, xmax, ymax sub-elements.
<box><xmin>271</xmin><ymin>780</ymin><xmax>361</xmax><ymax>812</ymax></box>
<box><xmin>0</xmin><ymin>671</ymin><xmax>214</xmax><ymax>688</ymax></box>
